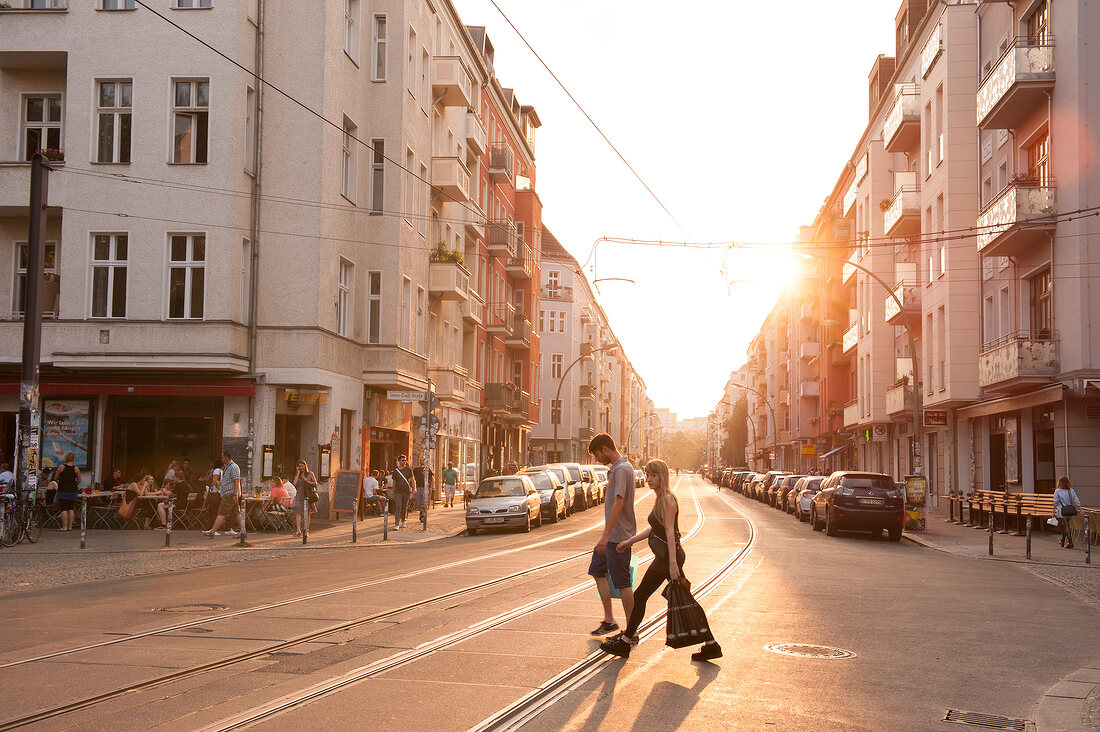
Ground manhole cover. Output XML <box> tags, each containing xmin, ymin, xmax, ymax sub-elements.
<box><xmin>944</xmin><ymin>709</ymin><xmax>1027</xmax><ymax>731</ymax></box>
<box><xmin>763</xmin><ymin>643</ymin><xmax>856</xmax><ymax>659</ymax></box>
<box><xmin>151</xmin><ymin>603</ymin><xmax>228</xmax><ymax>613</ymax></box>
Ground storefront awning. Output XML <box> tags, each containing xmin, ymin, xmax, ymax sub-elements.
<box><xmin>819</xmin><ymin>443</ymin><xmax>854</xmax><ymax>460</ymax></box>
<box><xmin>956</xmin><ymin>383</ymin><xmax>1064</xmax><ymax>419</ymax></box>
<box><xmin>0</xmin><ymin>376</ymin><xmax>255</xmax><ymax>397</ymax></box>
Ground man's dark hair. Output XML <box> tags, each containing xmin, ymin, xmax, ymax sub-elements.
<box><xmin>398</xmin><ymin>454</ymin><xmax>407</xmax><ymax>461</ymax></box>
<box><xmin>222</xmin><ymin>450</ymin><xmax>232</xmax><ymax>461</ymax></box>
<box><xmin>588</xmin><ymin>432</ymin><xmax>616</xmax><ymax>455</ymax></box>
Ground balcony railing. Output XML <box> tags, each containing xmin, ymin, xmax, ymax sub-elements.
<box><xmin>541</xmin><ymin>285</ymin><xmax>573</xmax><ymax>302</ymax></box>
<box><xmin>430</xmin><ymin>56</ymin><xmax>474</xmax><ymax>107</ymax></box>
<box><xmin>486</xmin><ymin>219</ymin><xmax>518</xmax><ymax>258</ymax></box>
<box><xmin>576</xmin><ymin>426</ymin><xmax>595</xmax><ymax>441</ymax></box>
<box><xmin>431</xmin><ymin>156</ymin><xmax>471</xmax><ymax>201</ymax></box>
<box><xmin>977</xmin><ymin>39</ymin><xmax>1055</xmax><ymax>129</ymax></box>
<box><xmin>799</xmin><ymin>341</ymin><xmax>820</xmax><ymax>360</ymax></box>
<box><xmin>799</xmin><ymin>379</ymin><xmax>820</xmax><ymax>398</ymax></box>
<box><xmin>579</xmin><ymin>384</ymin><xmax>597</xmax><ymax>401</ymax></box>
<box><xmin>978</xmin><ymin>331</ymin><xmax>1058</xmax><ymax>390</ymax></box>
<box><xmin>488</xmin><ymin>143</ymin><xmax>514</xmax><ymax>185</ymax></box>
<box><xmin>884</xmin><ymin>281</ymin><xmax>919</xmax><ymax>325</ymax></box>
<box><xmin>465</xmin><ymin>111</ymin><xmax>487</xmax><ymax>158</ymax></box>
<box><xmin>461</xmin><ymin>290</ymin><xmax>484</xmax><ymax>325</ymax></box>
<box><xmin>976</xmin><ymin>176</ymin><xmax>1056</xmax><ymax>257</ymax></box>
<box><xmin>883</xmin><ymin>84</ymin><xmax>920</xmax><ymax>152</ymax></box>
<box><xmin>484</xmin><ymin>382</ymin><xmax>517</xmax><ymax>413</ymax></box>
<box><xmin>465</xmin><ymin>379</ymin><xmax>482</xmax><ymax>410</ymax></box>
<box><xmin>427</xmin><ymin>258</ymin><xmax>470</xmax><ymax>302</ymax></box>
<box><xmin>430</xmin><ymin>365</ymin><xmax>469</xmax><ymax>403</ymax></box>
<box><xmin>842</xmin><ymin>251</ymin><xmax>858</xmax><ymax>284</ymax></box>
<box><xmin>884</xmin><ymin>185</ymin><xmax>921</xmax><ymax>236</ymax></box>
<box><xmin>505</xmin><ymin>314</ymin><xmax>532</xmax><ymax>349</ymax></box>
<box><xmin>505</xmin><ymin>243</ymin><xmax>533</xmax><ymax>279</ymax></box>
<box><xmin>842</xmin><ymin>321</ymin><xmax>859</xmax><ymax>354</ymax></box>
<box><xmin>885</xmin><ymin>382</ymin><xmax>914</xmax><ymax>415</ymax></box>
<box><xmin>843</xmin><ymin>400</ymin><xmax>860</xmax><ymax>427</ymax></box>
<box><xmin>486</xmin><ymin>301</ymin><xmax>515</xmax><ymax>335</ymax></box>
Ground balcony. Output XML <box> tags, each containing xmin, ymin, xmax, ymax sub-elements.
<box><xmin>978</xmin><ymin>332</ymin><xmax>1058</xmax><ymax>391</ymax></box>
<box><xmin>883</xmin><ymin>84</ymin><xmax>920</xmax><ymax>152</ymax></box>
<box><xmin>427</xmin><ymin>259</ymin><xmax>470</xmax><ymax>302</ymax></box>
<box><xmin>541</xmin><ymin>285</ymin><xmax>573</xmax><ymax>302</ymax></box>
<box><xmin>799</xmin><ymin>302</ymin><xmax>814</xmax><ymax>321</ymax></box>
<box><xmin>800</xmin><ymin>379</ymin><xmax>820</xmax><ymax>398</ymax></box>
<box><xmin>884</xmin><ymin>178</ymin><xmax>920</xmax><ymax>237</ymax></box>
<box><xmin>430</xmin><ymin>56</ymin><xmax>474</xmax><ymax>107</ymax></box>
<box><xmin>884</xmin><ymin>281</ymin><xmax>919</xmax><ymax>326</ymax></box>
<box><xmin>842</xmin><ymin>322</ymin><xmax>859</xmax><ymax>354</ymax></box>
<box><xmin>885</xmin><ymin>382</ymin><xmax>914</xmax><ymax>416</ymax></box>
<box><xmin>488</xmin><ymin>143</ymin><xmax>514</xmax><ymax>185</ymax></box>
<box><xmin>486</xmin><ymin>301</ymin><xmax>515</xmax><ymax>336</ymax></box>
<box><xmin>465</xmin><ymin>111</ymin><xmax>487</xmax><ymax>158</ymax></box>
<box><xmin>506</xmin><ymin>391</ymin><xmax>532</xmax><ymax>421</ymax></box>
<box><xmin>843</xmin><ymin>400</ymin><xmax>860</xmax><ymax>427</ymax></box>
<box><xmin>484</xmin><ymin>382</ymin><xmax>517</xmax><ymax>415</ymax></box>
<box><xmin>487</xmin><ymin>219</ymin><xmax>518</xmax><ymax>258</ymax></box>
<box><xmin>799</xmin><ymin>341</ymin><xmax>820</xmax><ymax>360</ymax></box>
<box><xmin>977</xmin><ymin>40</ymin><xmax>1055</xmax><ymax>130</ymax></box>
<box><xmin>579</xmin><ymin>384</ymin><xmax>597</xmax><ymax>402</ymax></box>
<box><xmin>505</xmin><ymin>243</ymin><xmax>533</xmax><ymax>279</ymax></box>
<box><xmin>579</xmin><ymin>308</ymin><xmax>593</xmax><ymax>326</ymax></box>
<box><xmin>580</xmin><ymin>341</ymin><xmax>595</xmax><ymax>359</ymax></box>
<box><xmin>505</xmin><ymin>314</ymin><xmax>532</xmax><ymax>349</ymax></box>
<box><xmin>430</xmin><ymin>365</ymin><xmax>468</xmax><ymax>403</ymax></box>
<box><xmin>976</xmin><ymin>178</ymin><xmax>1056</xmax><ymax>257</ymax></box>
<box><xmin>576</xmin><ymin>426</ymin><xmax>595</xmax><ymax>441</ymax></box>
<box><xmin>842</xmin><ymin>251</ymin><xmax>858</xmax><ymax>284</ymax></box>
<box><xmin>465</xmin><ymin>379</ymin><xmax>482</xmax><ymax>410</ymax></box>
<box><xmin>461</xmin><ymin>290</ymin><xmax>484</xmax><ymax>326</ymax></box>
<box><xmin>431</xmin><ymin>157</ymin><xmax>471</xmax><ymax>201</ymax></box>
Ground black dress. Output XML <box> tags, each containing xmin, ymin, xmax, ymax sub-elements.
<box><xmin>623</xmin><ymin>508</ymin><xmax>685</xmax><ymax>638</ymax></box>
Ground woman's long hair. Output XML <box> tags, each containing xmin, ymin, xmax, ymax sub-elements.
<box><xmin>1056</xmin><ymin>476</ymin><xmax>1072</xmax><ymax>492</ymax></box>
<box><xmin>645</xmin><ymin>459</ymin><xmax>676</xmax><ymax>525</ymax></box>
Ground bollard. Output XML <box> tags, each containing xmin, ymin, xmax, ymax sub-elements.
<box><xmin>237</xmin><ymin>499</ymin><xmax>248</xmax><ymax>546</ymax></box>
<box><xmin>164</xmin><ymin>498</ymin><xmax>174</xmax><ymax>548</ymax></box>
<box><xmin>382</xmin><ymin>497</ymin><xmax>388</xmax><ymax>542</ymax></box>
<box><xmin>1086</xmin><ymin>515</ymin><xmax>1092</xmax><ymax>565</ymax></box>
<box><xmin>988</xmin><ymin>509</ymin><xmax>994</xmax><ymax>556</ymax></box>
<box><xmin>946</xmin><ymin>497</ymin><xmax>956</xmax><ymax>524</ymax></box>
<box><xmin>302</xmin><ymin>502</ymin><xmax>310</xmax><ymax>545</ymax></box>
<box><xmin>1013</xmin><ymin>502</ymin><xmax>1025</xmax><ymax>536</ymax></box>
<box><xmin>80</xmin><ymin>497</ymin><xmax>87</xmax><ymax>550</ymax></box>
<box><xmin>1026</xmin><ymin>515</ymin><xmax>1032</xmax><ymax>560</ymax></box>
<box><xmin>999</xmin><ymin>501</ymin><xmax>1011</xmax><ymax>535</ymax></box>
<box><xmin>352</xmin><ymin>497</ymin><xmax>358</xmax><ymax>544</ymax></box>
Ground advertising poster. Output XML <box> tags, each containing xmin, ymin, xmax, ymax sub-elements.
<box><xmin>43</xmin><ymin>400</ymin><xmax>91</xmax><ymax>469</ymax></box>
<box><xmin>903</xmin><ymin>474</ymin><xmax>928</xmax><ymax>532</ymax></box>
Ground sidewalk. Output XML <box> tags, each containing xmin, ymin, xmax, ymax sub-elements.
<box><xmin>2</xmin><ymin>502</ymin><xmax>471</xmax><ymax>554</ymax></box>
<box><xmin>905</xmin><ymin>515</ymin><xmax>1099</xmax><ymax>732</ymax></box>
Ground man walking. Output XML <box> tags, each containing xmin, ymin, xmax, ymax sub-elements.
<box><xmin>390</xmin><ymin>455</ymin><xmax>415</xmax><ymax>529</ymax></box>
<box><xmin>442</xmin><ymin>462</ymin><xmax>459</xmax><ymax>507</ymax></box>
<box><xmin>587</xmin><ymin>432</ymin><xmax>636</xmax><ymax>638</ymax></box>
<box><xmin>202</xmin><ymin>450</ymin><xmax>242</xmax><ymax>538</ymax></box>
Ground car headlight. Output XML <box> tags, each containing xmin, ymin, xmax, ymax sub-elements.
<box><xmin>836</xmin><ymin>486</ymin><xmax>854</xmax><ymax>496</ymax></box>
<box><xmin>540</xmin><ymin>495</ymin><xmax>551</xmax><ymax>504</ymax></box>
<box><xmin>508</xmin><ymin>505</ymin><xmax>522</xmax><ymax>513</ymax></box>
<box><xmin>467</xmin><ymin>507</ymin><xmax>480</xmax><ymax>514</ymax></box>
<box><xmin>886</xmin><ymin>489</ymin><xmax>902</xmax><ymax>499</ymax></box>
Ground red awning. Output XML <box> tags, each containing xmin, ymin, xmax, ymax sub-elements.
<box><xmin>0</xmin><ymin>376</ymin><xmax>255</xmax><ymax>397</ymax></box>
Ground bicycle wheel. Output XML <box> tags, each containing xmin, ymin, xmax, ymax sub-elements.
<box><xmin>3</xmin><ymin>506</ymin><xmax>24</xmax><ymax>546</ymax></box>
<box><xmin>25</xmin><ymin>504</ymin><xmax>44</xmax><ymax>543</ymax></box>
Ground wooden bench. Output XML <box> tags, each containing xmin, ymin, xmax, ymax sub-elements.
<box><xmin>948</xmin><ymin>489</ymin><xmax>1056</xmax><ymax>534</ymax></box>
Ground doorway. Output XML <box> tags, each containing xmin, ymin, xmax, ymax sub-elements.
<box><xmin>989</xmin><ymin>433</ymin><xmax>1006</xmax><ymax>490</ymax></box>
<box><xmin>274</xmin><ymin>414</ymin><xmax>302</xmax><ymax>478</ymax></box>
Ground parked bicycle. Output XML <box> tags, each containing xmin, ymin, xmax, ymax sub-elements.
<box><xmin>1</xmin><ymin>489</ymin><xmax>44</xmax><ymax>547</ymax></box>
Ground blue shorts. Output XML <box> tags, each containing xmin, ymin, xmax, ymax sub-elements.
<box><xmin>589</xmin><ymin>543</ymin><xmax>632</xmax><ymax>589</ymax></box>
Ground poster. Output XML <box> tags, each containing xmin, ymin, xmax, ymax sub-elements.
<box><xmin>43</xmin><ymin>400</ymin><xmax>91</xmax><ymax>469</ymax></box>
<box><xmin>903</xmin><ymin>474</ymin><xmax>927</xmax><ymax>532</ymax></box>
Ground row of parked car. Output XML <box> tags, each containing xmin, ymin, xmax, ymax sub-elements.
<box><xmin>708</xmin><ymin>467</ymin><xmax>905</xmax><ymax>542</ymax></box>
<box><xmin>465</xmin><ymin>462</ymin><xmax>608</xmax><ymax>535</ymax></box>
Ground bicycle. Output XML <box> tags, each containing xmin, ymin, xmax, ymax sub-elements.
<box><xmin>1</xmin><ymin>489</ymin><xmax>44</xmax><ymax>546</ymax></box>
<box><xmin>1</xmin><ymin>491</ymin><xmax>20</xmax><ymax>547</ymax></box>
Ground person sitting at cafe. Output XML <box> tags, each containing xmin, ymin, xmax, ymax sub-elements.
<box><xmin>270</xmin><ymin>476</ymin><xmax>291</xmax><ymax>507</ymax></box>
<box><xmin>163</xmin><ymin>460</ymin><xmax>180</xmax><ymax>490</ymax></box>
<box><xmin>103</xmin><ymin>467</ymin><xmax>124</xmax><ymax>492</ymax></box>
<box><xmin>363</xmin><ymin>470</ymin><xmax>383</xmax><ymax>514</ymax></box>
<box><xmin>128</xmin><ymin>474</ymin><xmax>171</xmax><ymax>529</ymax></box>
<box><xmin>179</xmin><ymin>458</ymin><xmax>193</xmax><ymax>482</ymax></box>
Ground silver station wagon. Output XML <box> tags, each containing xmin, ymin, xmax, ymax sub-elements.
<box><xmin>466</xmin><ymin>476</ymin><xmax>542</xmax><ymax>536</ymax></box>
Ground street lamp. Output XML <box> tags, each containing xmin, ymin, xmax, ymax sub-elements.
<box><xmin>794</xmin><ymin>249</ymin><xmax>923</xmax><ymax>475</ymax></box>
<box><xmin>625</xmin><ymin>410</ymin><xmax>657</xmax><ymax>458</ymax></box>
<box><xmin>729</xmin><ymin>382</ymin><xmax>778</xmax><ymax>469</ymax></box>
<box><xmin>552</xmin><ymin>341</ymin><xmax>619</xmax><ymax>461</ymax></box>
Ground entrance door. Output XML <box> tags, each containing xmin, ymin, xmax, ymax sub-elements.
<box><xmin>274</xmin><ymin>415</ymin><xmax>302</xmax><ymax>478</ymax></box>
<box><xmin>0</xmin><ymin>413</ymin><xmax>16</xmax><ymax>471</ymax></box>
<box><xmin>1034</xmin><ymin>428</ymin><xmax>1055</xmax><ymax>493</ymax></box>
<box><xmin>989</xmin><ymin>433</ymin><xmax>1006</xmax><ymax>490</ymax></box>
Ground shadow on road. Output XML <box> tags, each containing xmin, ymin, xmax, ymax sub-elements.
<box><xmin>628</xmin><ymin>662</ymin><xmax>721</xmax><ymax>731</ymax></box>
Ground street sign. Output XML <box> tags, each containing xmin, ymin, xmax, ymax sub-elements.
<box><xmin>387</xmin><ymin>390</ymin><xmax>426</xmax><ymax>402</ymax></box>
<box><xmin>420</xmin><ymin>393</ymin><xmax>440</xmax><ymax>413</ymax></box>
<box><xmin>418</xmin><ymin>414</ymin><xmax>440</xmax><ymax>437</ymax></box>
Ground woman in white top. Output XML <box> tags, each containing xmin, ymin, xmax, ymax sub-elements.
<box><xmin>1053</xmin><ymin>475</ymin><xmax>1083</xmax><ymax>549</ymax></box>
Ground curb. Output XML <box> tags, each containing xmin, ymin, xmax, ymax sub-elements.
<box><xmin>1036</xmin><ymin>663</ymin><xmax>1100</xmax><ymax>732</ymax></box>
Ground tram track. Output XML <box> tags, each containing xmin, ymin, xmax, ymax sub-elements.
<box><xmin>0</xmin><ymin>484</ymin><xmax>677</xmax><ymax>730</ymax></box>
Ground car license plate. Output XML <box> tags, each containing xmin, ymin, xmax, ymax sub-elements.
<box><xmin>484</xmin><ymin>517</ymin><xmax>507</xmax><ymax>523</ymax></box>
<box><xmin>860</xmin><ymin>498</ymin><xmax>885</xmax><ymax>505</ymax></box>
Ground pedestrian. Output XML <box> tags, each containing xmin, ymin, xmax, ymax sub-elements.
<box><xmin>52</xmin><ymin>452</ymin><xmax>81</xmax><ymax>532</ymax></box>
<box><xmin>586</xmin><ymin>432</ymin><xmax>636</xmax><ymax>637</ymax></box>
<box><xmin>362</xmin><ymin>470</ymin><xmax>383</xmax><ymax>514</ymax></box>
<box><xmin>442</xmin><ymin>462</ymin><xmax>459</xmax><ymax>507</ymax></box>
<box><xmin>390</xmin><ymin>455</ymin><xmax>415</xmax><ymax>529</ymax></box>
<box><xmin>414</xmin><ymin>461</ymin><xmax>431</xmax><ymax>527</ymax></box>
<box><xmin>600</xmin><ymin>459</ymin><xmax>723</xmax><ymax>662</ymax></box>
<box><xmin>290</xmin><ymin>459</ymin><xmax>318</xmax><ymax>537</ymax></box>
<box><xmin>202</xmin><ymin>450</ymin><xmax>242</xmax><ymax>538</ymax></box>
<box><xmin>1054</xmin><ymin>475</ymin><xmax>1083</xmax><ymax>549</ymax></box>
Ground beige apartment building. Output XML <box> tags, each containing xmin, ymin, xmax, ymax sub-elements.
<box><xmin>0</xmin><ymin>0</ymin><xmax>545</xmax><ymax>493</ymax></box>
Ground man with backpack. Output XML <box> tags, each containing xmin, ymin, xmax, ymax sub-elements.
<box><xmin>390</xmin><ymin>455</ymin><xmax>416</xmax><ymax>530</ymax></box>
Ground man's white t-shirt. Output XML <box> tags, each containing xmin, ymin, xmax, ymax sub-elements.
<box><xmin>209</xmin><ymin>468</ymin><xmax>222</xmax><ymax>492</ymax></box>
<box><xmin>364</xmin><ymin>475</ymin><xmax>379</xmax><ymax>497</ymax></box>
<box><xmin>282</xmin><ymin>480</ymin><xmax>296</xmax><ymax>500</ymax></box>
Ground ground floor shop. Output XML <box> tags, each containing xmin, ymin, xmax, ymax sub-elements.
<box><xmin>431</xmin><ymin>406</ymin><xmax>480</xmax><ymax>494</ymax></box>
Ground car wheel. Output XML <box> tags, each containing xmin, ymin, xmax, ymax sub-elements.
<box><xmin>533</xmin><ymin>509</ymin><xmax>543</xmax><ymax>528</ymax></box>
<box><xmin>521</xmin><ymin>513</ymin><xmax>531</xmax><ymax>533</ymax></box>
<box><xmin>548</xmin><ymin>505</ymin><xmax>559</xmax><ymax>524</ymax></box>
<box><xmin>468</xmin><ymin>527</ymin><xmax>478</xmax><ymax>536</ymax></box>
<box><xmin>811</xmin><ymin>508</ymin><xmax>822</xmax><ymax>531</ymax></box>
<box><xmin>825</xmin><ymin>509</ymin><xmax>839</xmax><ymax>537</ymax></box>
<box><xmin>888</xmin><ymin>526</ymin><xmax>903</xmax><ymax>542</ymax></box>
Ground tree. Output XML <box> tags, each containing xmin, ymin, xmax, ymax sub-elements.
<box><xmin>720</xmin><ymin>395</ymin><xmax>748</xmax><ymax>466</ymax></box>
<box><xmin>662</xmin><ymin>430</ymin><xmax>706</xmax><ymax>471</ymax></box>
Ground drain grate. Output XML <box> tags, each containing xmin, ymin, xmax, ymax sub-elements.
<box><xmin>944</xmin><ymin>710</ymin><xmax>1028</xmax><ymax>731</ymax></box>
<box><xmin>151</xmin><ymin>603</ymin><xmax>228</xmax><ymax>613</ymax></box>
<box><xmin>763</xmin><ymin>643</ymin><xmax>855</xmax><ymax>659</ymax></box>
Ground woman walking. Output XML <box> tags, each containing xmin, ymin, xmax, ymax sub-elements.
<box><xmin>292</xmin><ymin>460</ymin><xmax>317</xmax><ymax>537</ymax></box>
<box><xmin>600</xmin><ymin>459</ymin><xmax>722</xmax><ymax>662</ymax></box>
<box><xmin>52</xmin><ymin>452</ymin><xmax>81</xmax><ymax>532</ymax></box>
<box><xmin>1054</xmin><ymin>475</ymin><xmax>1082</xmax><ymax>549</ymax></box>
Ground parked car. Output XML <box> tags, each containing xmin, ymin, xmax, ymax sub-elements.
<box><xmin>792</xmin><ymin>476</ymin><xmax>825</xmax><ymax>521</ymax></box>
<box><xmin>760</xmin><ymin>471</ymin><xmax>789</xmax><ymax>503</ymax></box>
<box><xmin>634</xmin><ymin>469</ymin><xmax>646</xmax><ymax>489</ymax></box>
<box><xmin>775</xmin><ymin>475</ymin><xmax>806</xmax><ymax>511</ymax></box>
<box><xmin>747</xmin><ymin>474</ymin><xmax>765</xmax><ymax>500</ymax></box>
<box><xmin>577</xmin><ymin>465</ymin><xmax>601</xmax><ymax>506</ymax></box>
<box><xmin>546</xmin><ymin>463</ymin><xmax>588</xmax><ymax>511</ymax></box>
<box><xmin>810</xmin><ymin>471</ymin><xmax>905</xmax><ymax>541</ymax></box>
<box><xmin>466</xmin><ymin>475</ymin><xmax>542</xmax><ymax>535</ymax></box>
<box><xmin>522</xmin><ymin>465</ymin><xmax>577</xmax><ymax>516</ymax></box>
<box><xmin>582</xmin><ymin>465</ymin><xmax>606</xmax><ymax>504</ymax></box>
<box><xmin>525</xmin><ymin>471</ymin><xmax>568</xmax><ymax>524</ymax></box>
<box><xmin>733</xmin><ymin>471</ymin><xmax>752</xmax><ymax>494</ymax></box>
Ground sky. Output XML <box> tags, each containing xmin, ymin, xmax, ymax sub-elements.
<box><xmin>452</xmin><ymin>0</ymin><xmax>903</xmax><ymax>419</ymax></box>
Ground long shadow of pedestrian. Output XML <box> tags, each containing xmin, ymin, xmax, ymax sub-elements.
<box><xmin>563</xmin><ymin>661</ymin><xmax>626</xmax><ymax>732</ymax></box>
<box><xmin>628</xmin><ymin>662</ymin><xmax>721</xmax><ymax>732</ymax></box>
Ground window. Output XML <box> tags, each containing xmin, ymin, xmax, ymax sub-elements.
<box><xmin>337</xmin><ymin>258</ymin><xmax>352</xmax><ymax>337</ymax></box>
<box><xmin>407</xmin><ymin>28</ymin><xmax>416</xmax><ymax>94</ymax></box>
<box><xmin>1027</xmin><ymin>0</ymin><xmax>1050</xmax><ymax>44</ymax></box>
<box><xmin>176</xmin><ymin>0</ymin><xmax>212</xmax><ymax>7</ymax></box>
<box><xmin>22</xmin><ymin>95</ymin><xmax>62</xmax><ymax>161</ymax></box>
<box><xmin>171</xmin><ymin>79</ymin><xmax>209</xmax><ymax>164</ymax></box>
<box><xmin>12</xmin><ymin>242</ymin><xmax>57</xmax><ymax>317</ymax></box>
<box><xmin>244</xmin><ymin>86</ymin><xmax>256</xmax><ymax>174</ymax></box>
<box><xmin>551</xmin><ymin>354</ymin><xmax>563</xmax><ymax>379</ymax></box>
<box><xmin>404</xmin><ymin>148</ymin><xmax>414</xmax><ymax>224</ymax></box>
<box><xmin>513</xmin><ymin>360</ymin><xmax>523</xmax><ymax>389</ymax></box>
<box><xmin>556</xmin><ymin>311</ymin><xmax>566</xmax><ymax>332</ymax></box>
<box><xmin>400</xmin><ymin>276</ymin><xmax>411</xmax><ymax>347</ymax></box>
<box><xmin>90</xmin><ymin>233</ymin><xmax>127</xmax><ymax>318</ymax></box>
<box><xmin>1027</xmin><ymin>132</ymin><xmax>1050</xmax><ymax>184</ymax></box>
<box><xmin>547</xmin><ymin>270</ymin><xmax>560</xmax><ymax>295</ymax></box>
<box><xmin>370</xmin><ymin>139</ymin><xmax>385</xmax><ymax>213</ymax></box>
<box><xmin>539</xmin><ymin>309</ymin><xmax>545</xmax><ymax>333</ymax></box>
<box><xmin>418</xmin><ymin>163</ymin><xmax>428</xmax><ymax>234</ymax></box>
<box><xmin>344</xmin><ymin>0</ymin><xmax>360</xmax><ymax>62</ymax></box>
<box><xmin>341</xmin><ymin>116</ymin><xmax>357</xmax><ymax>202</ymax></box>
<box><xmin>416</xmin><ymin>286</ymin><xmax>425</xmax><ymax>353</ymax></box>
<box><xmin>101</xmin><ymin>0</ymin><xmax>135</xmax><ymax>8</ymax></box>
<box><xmin>167</xmin><ymin>234</ymin><xmax>205</xmax><ymax>319</ymax></box>
<box><xmin>420</xmin><ymin>48</ymin><xmax>430</xmax><ymax>113</ymax></box>
<box><xmin>372</xmin><ymin>15</ymin><xmax>387</xmax><ymax>80</ymax></box>
<box><xmin>363</xmin><ymin>270</ymin><xmax>383</xmax><ymax>344</ymax></box>
<box><xmin>95</xmin><ymin>80</ymin><xmax>132</xmax><ymax>164</ymax></box>
<box><xmin>1029</xmin><ymin>268</ymin><xmax>1052</xmax><ymax>337</ymax></box>
<box><xmin>240</xmin><ymin>239</ymin><xmax>251</xmax><ymax>325</ymax></box>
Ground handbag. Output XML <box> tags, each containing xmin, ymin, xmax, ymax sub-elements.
<box><xmin>664</xmin><ymin>579</ymin><xmax>714</xmax><ymax>648</ymax></box>
<box><xmin>306</xmin><ymin>484</ymin><xmax>320</xmax><ymax>504</ymax></box>
<box><xmin>118</xmin><ymin>495</ymin><xmax>136</xmax><ymax>521</ymax></box>
<box><xmin>1059</xmin><ymin>490</ymin><xmax>1078</xmax><ymax>517</ymax></box>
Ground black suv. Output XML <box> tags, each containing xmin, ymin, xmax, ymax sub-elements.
<box><xmin>809</xmin><ymin>471</ymin><xmax>905</xmax><ymax>541</ymax></box>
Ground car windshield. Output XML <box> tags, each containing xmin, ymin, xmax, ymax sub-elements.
<box><xmin>528</xmin><ymin>474</ymin><xmax>553</xmax><ymax>491</ymax></box>
<box><xmin>594</xmin><ymin>467</ymin><xmax>608</xmax><ymax>480</ymax></box>
<box><xmin>842</xmin><ymin>476</ymin><xmax>895</xmax><ymax>494</ymax></box>
<box><xmin>475</xmin><ymin>479</ymin><xmax>527</xmax><ymax>498</ymax></box>
<box><xmin>804</xmin><ymin>478</ymin><xmax>824</xmax><ymax>491</ymax></box>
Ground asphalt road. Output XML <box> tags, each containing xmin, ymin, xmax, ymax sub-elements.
<box><xmin>0</xmin><ymin>474</ymin><xmax>1095</xmax><ymax>731</ymax></box>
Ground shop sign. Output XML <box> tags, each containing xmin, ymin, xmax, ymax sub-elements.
<box><xmin>923</xmin><ymin>409</ymin><xmax>948</xmax><ymax>427</ymax></box>
<box><xmin>43</xmin><ymin>399</ymin><xmax>91</xmax><ymax>469</ymax></box>
<box><xmin>800</xmin><ymin>444</ymin><xmax>816</xmax><ymax>457</ymax></box>
<box><xmin>374</xmin><ymin>399</ymin><xmax>412</xmax><ymax>432</ymax></box>
<box><xmin>872</xmin><ymin>424</ymin><xmax>889</xmax><ymax>442</ymax></box>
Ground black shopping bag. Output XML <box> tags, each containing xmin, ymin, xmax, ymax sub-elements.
<box><xmin>665</xmin><ymin>580</ymin><xmax>714</xmax><ymax>648</ymax></box>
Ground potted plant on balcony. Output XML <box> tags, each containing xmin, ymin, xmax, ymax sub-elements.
<box><xmin>879</xmin><ymin>199</ymin><xmax>892</xmax><ymax>212</ymax></box>
<box><xmin>39</xmin><ymin>148</ymin><xmax>64</xmax><ymax>162</ymax></box>
<box><xmin>430</xmin><ymin>241</ymin><xmax>465</xmax><ymax>267</ymax></box>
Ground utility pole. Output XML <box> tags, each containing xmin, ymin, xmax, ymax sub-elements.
<box><xmin>16</xmin><ymin>154</ymin><xmax>50</xmax><ymax>499</ymax></box>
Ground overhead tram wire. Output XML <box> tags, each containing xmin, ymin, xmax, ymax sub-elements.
<box><xmin>485</xmin><ymin>0</ymin><xmax>690</xmax><ymax>238</ymax></box>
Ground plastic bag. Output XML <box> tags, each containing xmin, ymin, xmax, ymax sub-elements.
<box><xmin>597</xmin><ymin>555</ymin><xmax>639</xmax><ymax>599</ymax></box>
<box><xmin>665</xmin><ymin>579</ymin><xmax>714</xmax><ymax>648</ymax></box>
<box><xmin>1047</xmin><ymin>517</ymin><xmax>1059</xmax><ymax>527</ymax></box>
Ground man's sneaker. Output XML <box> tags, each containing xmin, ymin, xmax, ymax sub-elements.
<box><xmin>691</xmin><ymin>643</ymin><xmax>723</xmax><ymax>662</ymax></box>
<box><xmin>201</xmin><ymin>530</ymin><xmax>214</xmax><ymax>538</ymax></box>
<box><xmin>154</xmin><ymin>526</ymin><xmax>166</xmax><ymax>531</ymax></box>
<box><xmin>213</xmin><ymin>531</ymin><xmax>224</xmax><ymax>536</ymax></box>
<box><xmin>400</xmin><ymin>522</ymin><xmax>407</xmax><ymax>528</ymax></box>
<box><xmin>591</xmin><ymin>620</ymin><xmax>618</xmax><ymax>636</ymax></box>
<box><xmin>599</xmin><ymin>635</ymin><xmax>631</xmax><ymax>658</ymax></box>
<box><xmin>228</xmin><ymin>528</ymin><xmax>241</xmax><ymax>536</ymax></box>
